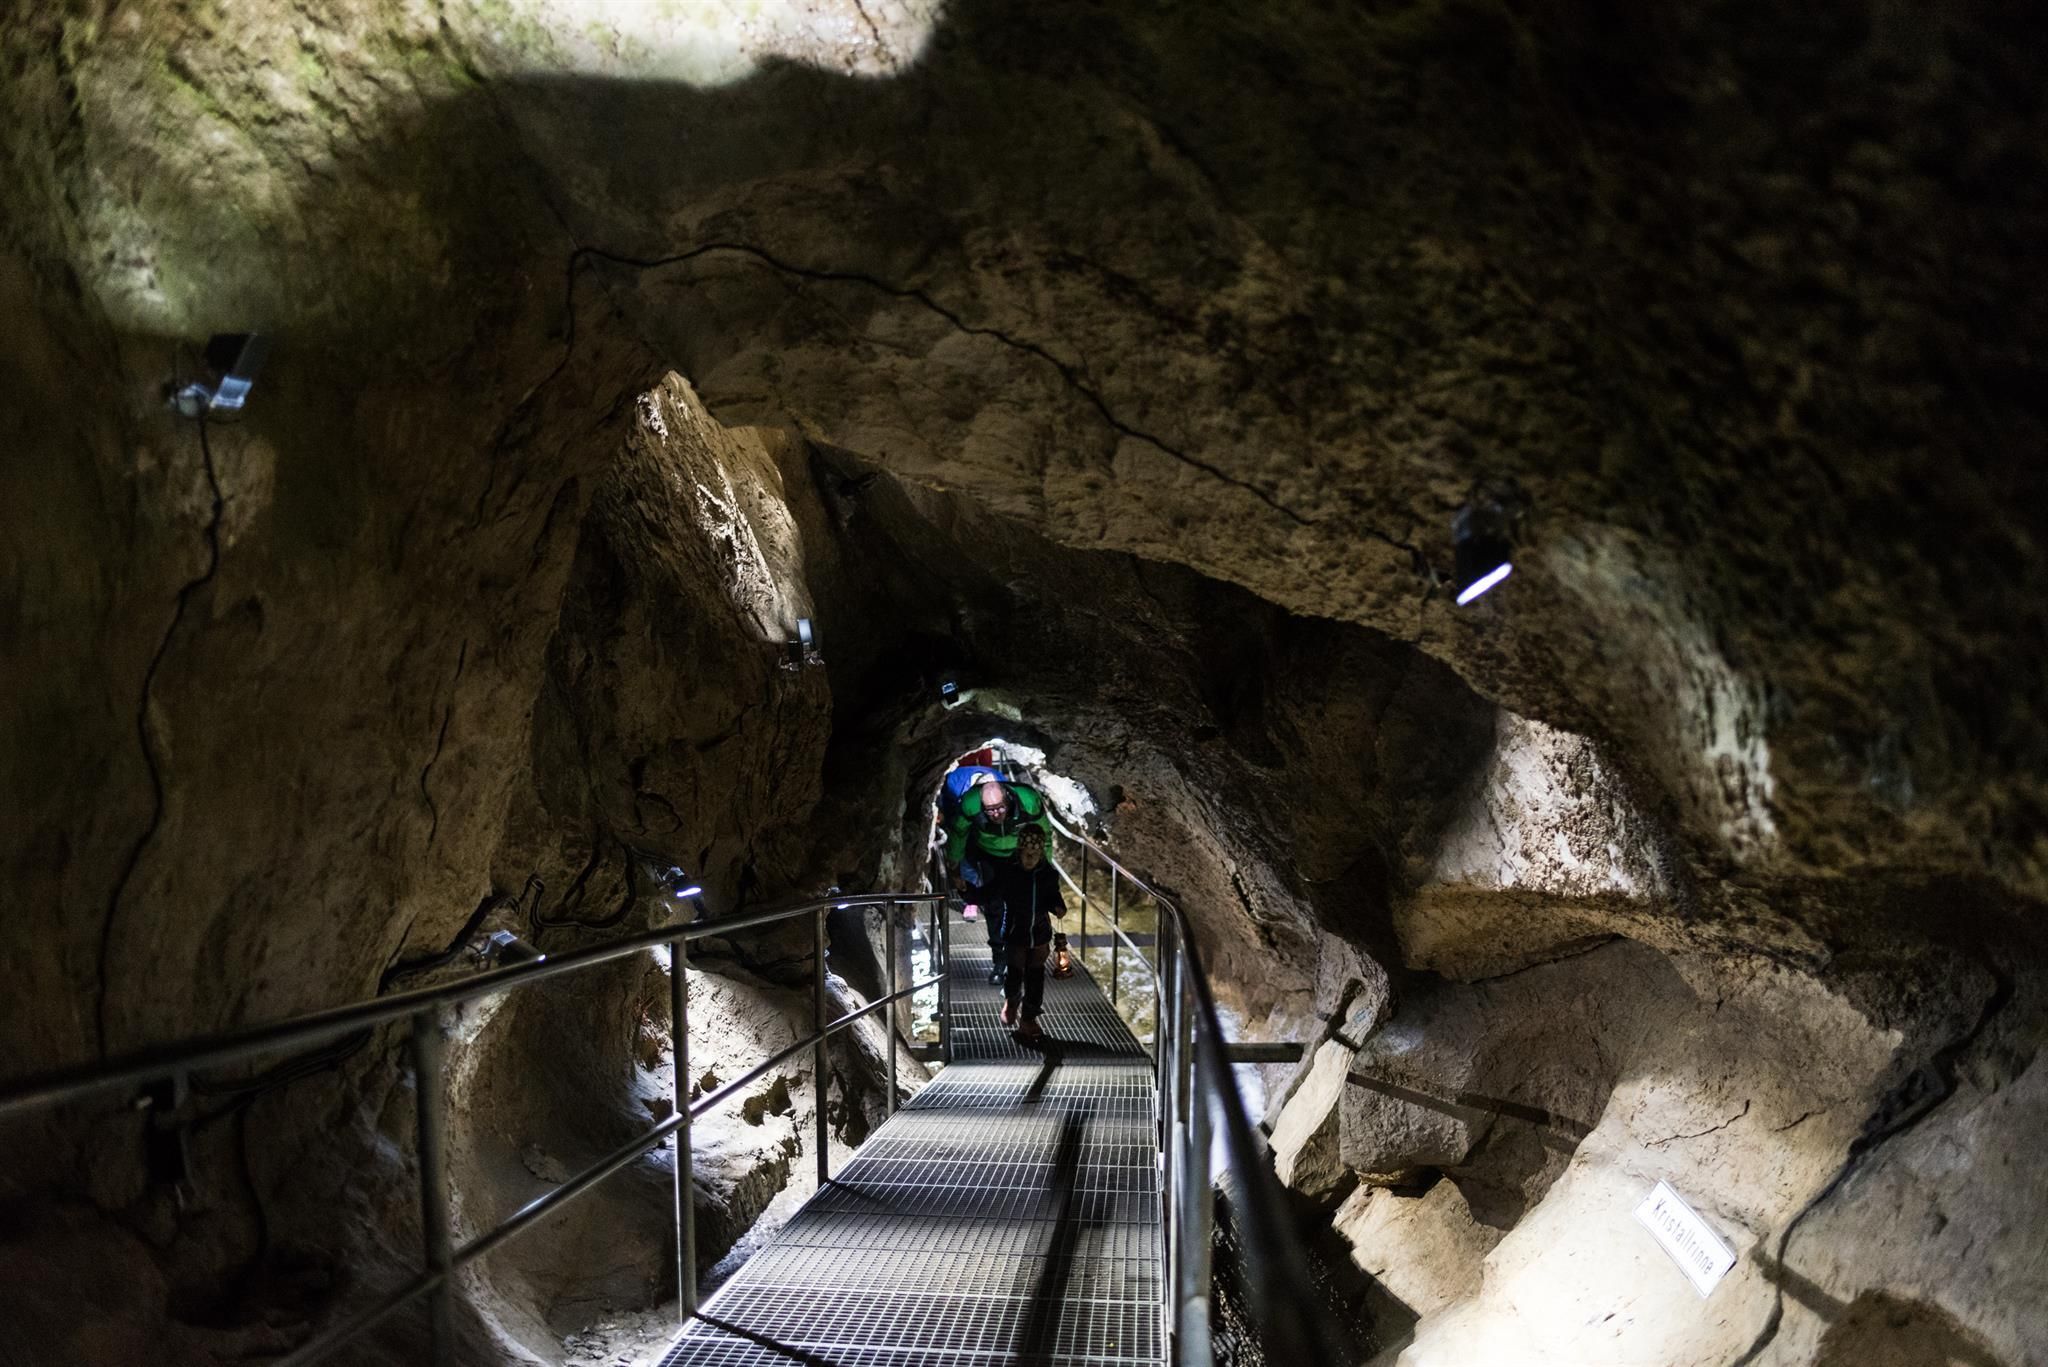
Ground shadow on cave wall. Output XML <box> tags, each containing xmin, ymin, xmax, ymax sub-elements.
<box><xmin>1753</xmin><ymin>1251</ymin><xmax>2009</xmax><ymax>1367</ymax></box>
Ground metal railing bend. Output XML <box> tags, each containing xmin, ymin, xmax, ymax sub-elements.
<box><xmin>1041</xmin><ymin>810</ymin><xmax>1347</xmax><ymax>1367</ymax></box>
<box><xmin>0</xmin><ymin>891</ymin><xmax>948</xmax><ymax>1367</ymax></box>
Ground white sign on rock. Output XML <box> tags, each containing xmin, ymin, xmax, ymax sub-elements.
<box><xmin>1633</xmin><ymin>1180</ymin><xmax>1737</xmax><ymax>1298</ymax></box>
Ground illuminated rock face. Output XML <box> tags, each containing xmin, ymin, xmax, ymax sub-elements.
<box><xmin>2</xmin><ymin>3</ymin><xmax>2045</xmax><ymax>1365</ymax></box>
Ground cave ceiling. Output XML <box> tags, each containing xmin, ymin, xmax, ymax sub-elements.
<box><xmin>3</xmin><ymin>0</ymin><xmax>2043</xmax><ymax>1023</ymax></box>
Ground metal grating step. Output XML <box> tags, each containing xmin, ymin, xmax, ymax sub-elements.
<box><xmin>664</xmin><ymin>1333</ymin><xmax>1150</xmax><ymax>1367</ymax></box>
<box><xmin>830</xmin><ymin>1158</ymin><xmax>1160</xmax><ymax>1195</ymax></box>
<box><xmin>847</xmin><ymin>1132</ymin><xmax>1157</xmax><ymax>1170</ymax></box>
<box><xmin>659</xmin><ymin>902</ymin><xmax>1165</xmax><ymax>1367</ymax></box>
<box><xmin>767</xmin><ymin>1211</ymin><xmax>1161</xmax><ymax>1263</ymax></box>
<box><xmin>946</xmin><ymin>917</ymin><xmax>1153</xmax><ymax>1064</ymax></box>
<box><xmin>802</xmin><ymin>1179</ymin><xmax>1158</xmax><ymax>1226</ymax></box>
<box><xmin>726</xmin><ymin>1244</ymin><xmax>1162</xmax><ymax>1303</ymax></box>
<box><xmin>681</xmin><ymin>1284</ymin><xmax>1163</xmax><ymax>1361</ymax></box>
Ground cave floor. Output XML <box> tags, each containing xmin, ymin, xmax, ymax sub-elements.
<box><xmin>660</xmin><ymin>909</ymin><xmax>1164</xmax><ymax>1367</ymax></box>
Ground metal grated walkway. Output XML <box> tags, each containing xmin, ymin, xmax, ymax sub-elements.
<box><xmin>662</xmin><ymin>907</ymin><xmax>1163</xmax><ymax>1367</ymax></box>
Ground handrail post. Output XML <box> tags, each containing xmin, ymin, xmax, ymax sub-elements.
<box><xmin>409</xmin><ymin>1007</ymin><xmax>455</xmax><ymax>1366</ymax></box>
<box><xmin>1191</xmin><ymin>1028</ymin><xmax>1214</xmax><ymax>1303</ymax></box>
<box><xmin>1163</xmin><ymin>909</ymin><xmax>1179</xmax><ymax>1098</ymax></box>
<box><xmin>814</xmin><ymin>907</ymin><xmax>830</xmax><ymax>1185</ymax></box>
<box><xmin>1079</xmin><ymin>843</ymin><xmax>1089</xmax><ymax>944</ymax></box>
<box><xmin>1079</xmin><ymin>858</ymin><xmax>1090</xmax><ymax>976</ymax></box>
<box><xmin>1110</xmin><ymin>870</ymin><xmax>1121</xmax><ymax>1007</ymax></box>
<box><xmin>939</xmin><ymin>896</ymin><xmax>953</xmax><ymax>1064</ymax></box>
<box><xmin>1159</xmin><ymin>918</ymin><xmax>1179</xmax><ymax>1362</ymax></box>
<box><xmin>671</xmin><ymin>935</ymin><xmax>696</xmax><ymax>1322</ymax></box>
<box><xmin>885</xmin><ymin>906</ymin><xmax>899</xmax><ymax>1118</ymax></box>
<box><xmin>1177</xmin><ymin>977</ymin><xmax>1215</xmax><ymax>1367</ymax></box>
<box><xmin>1176</xmin><ymin>937</ymin><xmax>1196</xmax><ymax>1141</ymax></box>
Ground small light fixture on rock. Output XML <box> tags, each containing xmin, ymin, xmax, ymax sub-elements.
<box><xmin>939</xmin><ymin>674</ymin><xmax>963</xmax><ymax>709</ymax></box>
<box><xmin>478</xmin><ymin>930</ymin><xmax>546</xmax><ymax>966</ymax></box>
<box><xmin>1452</xmin><ymin>480</ymin><xmax>1525</xmax><ymax>606</ymax></box>
<box><xmin>170</xmin><ymin>333</ymin><xmax>272</xmax><ymax>418</ymax></box>
<box><xmin>666</xmin><ymin>867</ymin><xmax>703</xmax><ymax>903</ymax></box>
<box><xmin>782</xmin><ymin>617</ymin><xmax>822</xmax><ymax>671</ymax></box>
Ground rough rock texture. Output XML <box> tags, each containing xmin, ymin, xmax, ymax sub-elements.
<box><xmin>1335</xmin><ymin>1180</ymin><xmax>1501</xmax><ymax>1320</ymax></box>
<box><xmin>3</xmin><ymin>2</ymin><xmax>2047</xmax><ymax>1365</ymax></box>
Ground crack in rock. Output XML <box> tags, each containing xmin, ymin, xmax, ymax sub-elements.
<box><xmin>96</xmin><ymin>417</ymin><xmax>228</xmax><ymax>1054</ymax></box>
<box><xmin>418</xmin><ymin>640</ymin><xmax>469</xmax><ymax>846</ymax></box>
<box><xmin>1648</xmin><ymin>1097</ymin><xmax>1750</xmax><ymax>1147</ymax></box>
<box><xmin>570</xmin><ymin>242</ymin><xmax>1389</xmax><ymax>539</ymax></box>
<box><xmin>848</xmin><ymin>0</ymin><xmax>892</xmax><ymax>62</ymax></box>
<box><xmin>1728</xmin><ymin>963</ymin><xmax>2018</xmax><ymax>1366</ymax></box>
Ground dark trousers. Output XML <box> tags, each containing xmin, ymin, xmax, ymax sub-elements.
<box><xmin>1004</xmin><ymin>937</ymin><xmax>1051</xmax><ymax>1021</ymax></box>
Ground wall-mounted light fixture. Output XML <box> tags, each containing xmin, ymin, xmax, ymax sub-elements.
<box><xmin>478</xmin><ymin>929</ymin><xmax>546</xmax><ymax>966</ymax></box>
<box><xmin>782</xmin><ymin>617</ymin><xmax>823</xmax><ymax>671</ymax></box>
<box><xmin>170</xmin><ymin>333</ymin><xmax>272</xmax><ymax>418</ymax></box>
<box><xmin>939</xmin><ymin>674</ymin><xmax>963</xmax><ymax>709</ymax></box>
<box><xmin>1452</xmin><ymin>480</ymin><xmax>1526</xmax><ymax>606</ymax></box>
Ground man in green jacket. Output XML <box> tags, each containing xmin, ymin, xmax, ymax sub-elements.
<box><xmin>946</xmin><ymin>778</ymin><xmax>1055</xmax><ymax>895</ymax></box>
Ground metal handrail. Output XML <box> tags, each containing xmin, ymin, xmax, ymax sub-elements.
<box><xmin>1046</xmin><ymin>852</ymin><xmax>1164</xmax><ymax>1009</ymax></box>
<box><xmin>1041</xmin><ymin>809</ymin><xmax>1345</xmax><ymax>1366</ymax></box>
<box><xmin>0</xmin><ymin>890</ymin><xmax>946</xmax><ymax>1367</ymax></box>
<box><xmin>0</xmin><ymin>894</ymin><xmax>916</xmax><ymax>1116</ymax></box>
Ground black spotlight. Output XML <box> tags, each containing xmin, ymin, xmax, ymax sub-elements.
<box><xmin>1452</xmin><ymin>482</ymin><xmax>1523</xmax><ymax>606</ymax></box>
<box><xmin>170</xmin><ymin>332</ymin><xmax>272</xmax><ymax>418</ymax></box>
<box><xmin>939</xmin><ymin>675</ymin><xmax>962</xmax><ymax>709</ymax></box>
<box><xmin>478</xmin><ymin>930</ymin><xmax>546</xmax><ymax>966</ymax></box>
<box><xmin>782</xmin><ymin>617</ymin><xmax>822</xmax><ymax>670</ymax></box>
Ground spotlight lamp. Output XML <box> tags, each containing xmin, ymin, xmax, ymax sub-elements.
<box><xmin>782</xmin><ymin>617</ymin><xmax>823</xmax><ymax>671</ymax></box>
<box><xmin>478</xmin><ymin>929</ymin><xmax>546</xmax><ymax>966</ymax></box>
<box><xmin>1452</xmin><ymin>480</ymin><xmax>1526</xmax><ymax>607</ymax></box>
<box><xmin>939</xmin><ymin>675</ymin><xmax>963</xmax><ymax>709</ymax></box>
<box><xmin>170</xmin><ymin>332</ymin><xmax>272</xmax><ymax>418</ymax></box>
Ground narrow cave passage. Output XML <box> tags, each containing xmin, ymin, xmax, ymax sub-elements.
<box><xmin>5</xmin><ymin>4</ymin><xmax>2047</xmax><ymax>1366</ymax></box>
<box><xmin>4</xmin><ymin>361</ymin><xmax>2043</xmax><ymax>1367</ymax></box>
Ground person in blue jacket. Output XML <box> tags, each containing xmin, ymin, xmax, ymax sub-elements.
<box><xmin>939</xmin><ymin>765</ymin><xmax>1003</xmax><ymax>921</ymax></box>
<box><xmin>983</xmin><ymin>827</ymin><xmax>1066</xmax><ymax>1039</ymax></box>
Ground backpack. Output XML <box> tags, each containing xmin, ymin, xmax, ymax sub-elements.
<box><xmin>940</xmin><ymin>766</ymin><xmax>1000</xmax><ymax>822</ymax></box>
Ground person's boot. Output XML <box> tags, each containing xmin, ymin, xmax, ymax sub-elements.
<box><xmin>1016</xmin><ymin>1015</ymin><xmax>1044</xmax><ymax>1041</ymax></box>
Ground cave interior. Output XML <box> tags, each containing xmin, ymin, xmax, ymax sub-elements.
<box><xmin>2</xmin><ymin>2</ymin><xmax>2045</xmax><ymax>1366</ymax></box>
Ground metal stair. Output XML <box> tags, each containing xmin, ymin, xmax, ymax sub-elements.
<box><xmin>663</xmin><ymin>905</ymin><xmax>1165</xmax><ymax>1367</ymax></box>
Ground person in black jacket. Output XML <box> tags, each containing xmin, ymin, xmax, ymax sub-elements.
<box><xmin>985</xmin><ymin>827</ymin><xmax>1067</xmax><ymax>1039</ymax></box>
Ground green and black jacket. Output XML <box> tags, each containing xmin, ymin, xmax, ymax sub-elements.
<box><xmin>945</xmin><ymin>781</ymin><xmax>1054</xmax><ymax>868</ymax></box>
